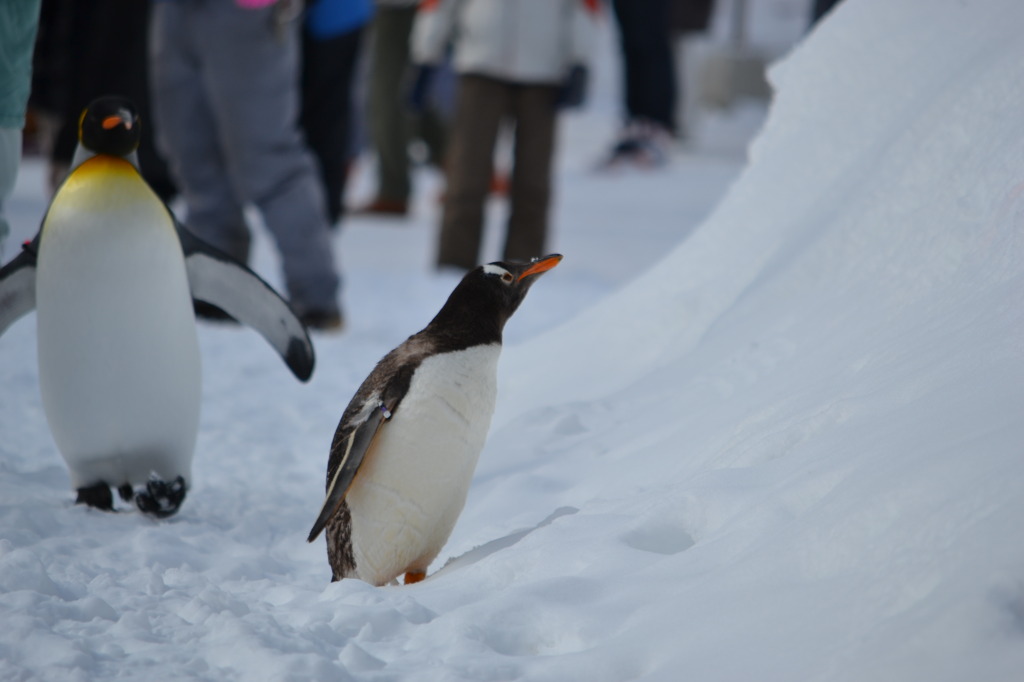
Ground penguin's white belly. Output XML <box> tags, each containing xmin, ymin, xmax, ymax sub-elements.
<box><xmin>35</xmin><ymin>164</ymin><xmax>202</xmax><ymax>488</ymax></box>
<box><xmin>347</xmin><ymin>344</ymin><xmax>501</xmax><ymax>584</ymax></box>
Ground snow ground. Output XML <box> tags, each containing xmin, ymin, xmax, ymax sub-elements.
<box><xmin>3</xmin><ymin>1</ymin><xmax>1024</xmax><ymax>680</ymax></box>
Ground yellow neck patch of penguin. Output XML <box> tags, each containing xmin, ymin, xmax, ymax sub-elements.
<box><xmin>66</xmin><ymin>155</ymin><xmax>141</xmax><ymax>186</ymax></box>
<box><xmin>45</xmin><ymin>155</ymin><xmax>172</xmax><ymax>240</ymax></box>
<box><xmin>52</xmin><ymin>156</ymin><xmax>161</xmax><ymax>215</ymax></box>
<box><xmin>74</xmin><ymin>154</ymin><xmax>137</xmax><ymax>175</ymax></box>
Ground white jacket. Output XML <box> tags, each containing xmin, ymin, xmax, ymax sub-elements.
<box><xmin>411</xmin><ymin>0</ymin><xmax>599</xmax><ymax>85</ymax></box>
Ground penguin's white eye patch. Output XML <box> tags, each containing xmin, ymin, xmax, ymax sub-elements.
<box><xmin>483</xmin><ymin>264</ymin><xmax>514</xmax><ymax>284</ymax></box>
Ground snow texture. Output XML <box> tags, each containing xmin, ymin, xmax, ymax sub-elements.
<box><xmin>2</xmin><ymin>1</ymin><xmax>1024</xmax><ymax>679</ymax></box>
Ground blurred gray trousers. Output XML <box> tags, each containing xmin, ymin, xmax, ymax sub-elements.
<box><xmin>149</xmin><ymin>0</ymin><xmax>339</xmax><ymax>311</ymax></box>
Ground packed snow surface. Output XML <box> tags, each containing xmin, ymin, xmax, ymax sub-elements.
<box><xmin>2</xmin><ymin>1</ymin><xmax>1024</xmax><ymax>680</ymax></box>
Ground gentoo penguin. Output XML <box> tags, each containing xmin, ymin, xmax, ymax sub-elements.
<box><xmin>307</xmin><ymin>255</ymin><xmax>562</xmax><ymax>585</ymax></box>
<box><xmin>0</xmin><ymin>96</ymin><xmax>315</xmax><ymax>517</ymax></box>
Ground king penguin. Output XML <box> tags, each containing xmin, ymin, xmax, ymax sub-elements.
<box><xmin>0</xmin><ymin>96</ymin><xmax>316</xmax><ymax>517</ymax></box>
<box><xmin>307</xmin><ymin>255</ymin><xmax>562</xmax><ymax>585</ymax></box>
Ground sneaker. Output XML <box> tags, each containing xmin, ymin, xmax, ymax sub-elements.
<box><xmin>300</xmin><ymin>307</ymin><xmax>345</xmax><ymax>333</ymax></box>
<box><xmin>597</xmin><ymin>120</ymin><xmax>672</xmax><ymax>170</ymax></box>
<box><xmin>352</xmin><ymin>197</ymin><xmax>408</xmax><ymax>216</ymax></box>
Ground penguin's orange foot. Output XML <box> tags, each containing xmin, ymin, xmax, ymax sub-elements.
<box><xmin>404</xmin><ymin>570</ymin><xmax>427</xmax><ymax>585</ymax></box>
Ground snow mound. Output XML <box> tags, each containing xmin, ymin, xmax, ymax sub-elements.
<box><xmin>491</xmin><ymin>1</ymin><xmax>1024</xmax><ymax>679</ymax></box>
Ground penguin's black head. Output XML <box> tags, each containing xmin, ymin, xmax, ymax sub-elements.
<box><xmin>78</xmin><ymin>96</ymin><xmax>141</xmax><ymax>158</ymax></box>
<box><xmin>429</xmin><ymin>254</ymin><xmax>563</xmax><ymax>344</ymax></box>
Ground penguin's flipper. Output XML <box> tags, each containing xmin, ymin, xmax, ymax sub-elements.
<box><xmin>176</xmin><ymin>222</ymin><xmax>315</xmax><ymax>382</ymax></box>
<box><xmin>0</xmin><ymin>237</ymin><xmax>39</xmax><ymax>337</ymax></box>
<box><xmin>307</xmin><ymin>400</ymin><xmax>393</xmax><ymax>543</ymax></box>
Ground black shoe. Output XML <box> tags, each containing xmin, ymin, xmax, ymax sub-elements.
<box><xmin>300</xmin><ymin>307</ymin><xmax>344</xmax><ymax>332</ymax></box>
<box><xmin>353</xmin><ymin>196</ymin><xmax>408</xmax><ymax>216</ymax></box>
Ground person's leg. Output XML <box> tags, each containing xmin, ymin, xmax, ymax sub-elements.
<box><xmin>504</xmin><ymin>84</ymin><xmax>557</xmax><ymax>262</ymax></box>
<box><xmin>612</xmin><ymin>0</ymin><xmax>676</xmax><ymax>133</ymax></box>
<box><xmin>301</xmin><ymin>24</ymin><xmax>365</xmax><ymax>225</ymax></box>
<box><xmin>415</xmin><ymin>104</ymin><xmax>449</xmax><ymax>171</ymax></box>
<box><xmin>412</xmin><ymin>60</ymin><xmax>453</xmax><ymax>170</ymax></box>
<box><xmin>190</xmin><ymin>1</ymin><xmax>340</xmax><ymax>313</ymax></box>
<box><xmin>437</xmin><ymin>75</ymin><xmax>507</xmax><ymax>270</ymax></box>
<box><xmin>149</xmin><ymin>1</ymin><xmax>250</xmax><ymax>261</ymax></box>
<box><xmin>0</xmin><ymin>128</ymin><xmax>19</xmax><ymax>259</ymax></box>
<box><xmin>366</xmin><ymin>6</ymin><xmax>416</xmax><ymax>206</ymax></box>
<box><xmin>0</xmin><ymin>0</ymin><xmax>41</xmax><ymax>256</ymax></box>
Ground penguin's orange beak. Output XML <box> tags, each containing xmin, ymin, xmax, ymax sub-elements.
<box><xmin>517</xmin><ymin>254</ymin><xmax>562</xmax><ymax>281</ymax></box>
<box><xmin>102</xmin><ymin>114</ymin><xmax>131</xmax><ymax>131</ymax></box>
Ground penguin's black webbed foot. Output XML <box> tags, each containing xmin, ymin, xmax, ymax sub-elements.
<box><xmin>76</xmin><ymin>482</ymin><xmax>115</xmax><ymax>511</ymax></box>
<box><xmin>135</xmin><ymin>476</ymin><xmax>187</xmax><ymax>518</ymax></box>
<box><xmin>117</xmin><ymin>483</ymin><xmax>135</xmax><ymax>502</ymax></box>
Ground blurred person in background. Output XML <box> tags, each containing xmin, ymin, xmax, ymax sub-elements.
<box><xmin>30</xmin><ymin>0</ymin><xmax>176</xmax><ymax>201</ymax></box>
<box><xmin>353</xmin><ymin>0</ymin><xmax>448</xmax><ymax>217</ymax></box>
<box><xmin>149</xmin><ymin>0</ymin><xmax>342</xmax><ymax>330</ymax></box>
<box><xmin>411</xmin><ymin>0</ymin><xmax>598</xmax><ymax>271</ymax></box>
<box><xmin>301</xmin><ymin>0</ymin><xmax>373</xmax><ymax>227</ymax></box>
<box><xmin>600</xmin><ymin>0</ymin><xmax>713</xmax><ymax>169</ymax></box>
<box><xmin>0</xmin><ymin>0</ymin><xmax>42</xmax><ymax>259</ymax></box>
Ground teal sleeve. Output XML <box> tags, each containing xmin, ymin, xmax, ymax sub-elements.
<box><xmin>0</xmin><ymin>0</ymin><xmax>43</xmax><ymax>128</ymax></box>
